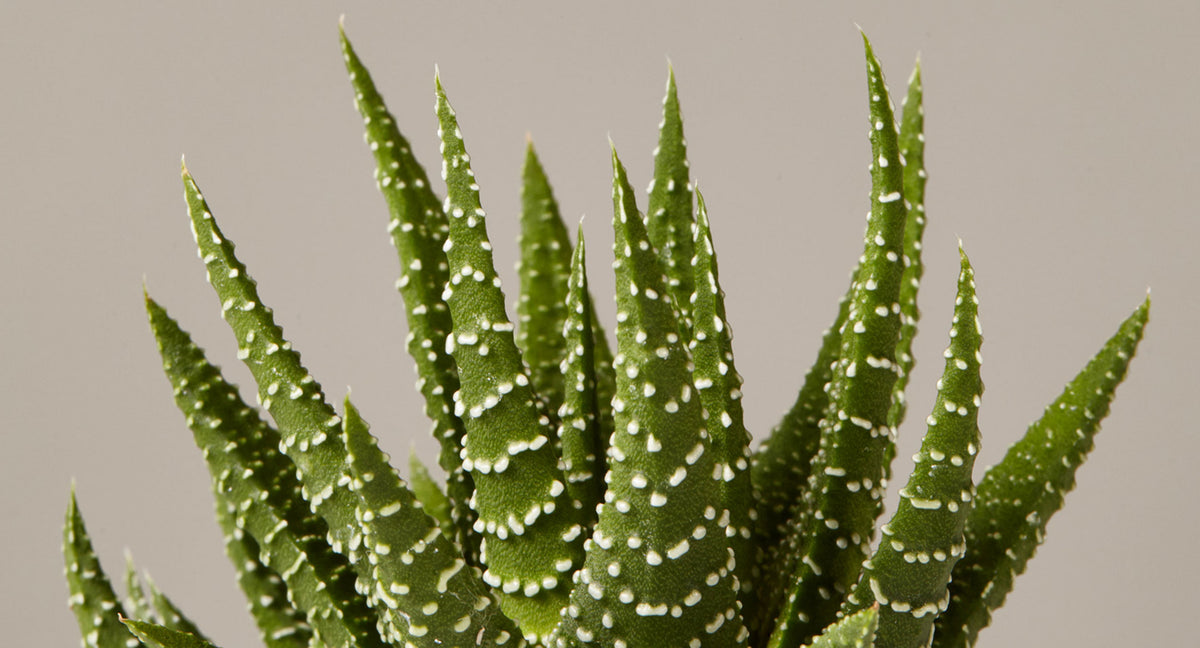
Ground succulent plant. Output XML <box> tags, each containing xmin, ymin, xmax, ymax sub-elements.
<box><xmin>62</xmin><ymin>23</ymin><xmax>1149</xmax><ymax>648</ymax></box>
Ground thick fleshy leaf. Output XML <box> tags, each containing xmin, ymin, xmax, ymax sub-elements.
<box><xmin>408</xmin><ymin>450</ymin><xmax>455</xmax><ymax>539</ymax></box>
<box><xmin>769</xmin><ymin>32</ymin><xmax>909</xmax><ymax>648</ymax></box>
<box><xmin>809</xmin><ymin>607</ymin><xmax>879</xmax><ymax>648</ymax></box>
<box><xmin>933</xmin><ymin>296</ymin><xmax>1150</xmax><ymax>648</ymax></box>
<box><xmin>646</xmin><ymin>66</ymin><xmax>696</xmax><ymax>333</ymax></box>
<box><xmin>555</xmin><ymin>228</ymin><xmax>606</xmax><ymax>520</ymax></box>
<box><xmin>63</xmin><ymin>490</ymin><xmax>144</xmax><ymax>648</ymax></box>
<box><xmin>146</xmin><ymin>295</ymin><xmax>384</xmax><ymax>648</ymax></box>
<box><xmin>121</xmin><ymin>620</ymin><xmax>222</xmax><ymax>648</ymax></box>
<box><xmin>887</xmin><ymin>58</ymin><xmax>929</xmax><ymax>437</ymax></box>
<box><xmin>843</xmin><ymin>248</ymin><xmax>982</xmax><ymax>648</ymax></box>
<box><xmin>435</xmin><ymin>77</ymin><xmax>582</xmax><ymax>639</ymax></box>
<box><xmin>552</xmin><ymin>148</ymin><xmax>746</xmax><ymax>648</ymax></box>
<box><xmin>517</xmin><ymin>140</ymin><xmax>574</xmax><ymax>412</ymax></box>
<box><xmin>180</xmin><ymin>164</ymin><xmax>370</xmax><ymax>550</ymax></box>
<box><xmin>341</xmin><ymin>397</ymin><xmax>521</xmax><ymax>647</ymax></box>
<box><xmin>690</xmin><ymin>189</ymin><xmax>754</xmax><ymax>595</ymax></box>
<box><xmin>339</xmin><ymin>26</ymin><xmax>478</xmax><ymax>563</ymax></box>
<box><xmin>209</xmin><ymin>494</ymin><xmax>312</xmax><ymax>648</ymax></box>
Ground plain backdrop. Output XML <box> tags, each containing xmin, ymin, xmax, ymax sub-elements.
<box><xmin>3</xmin><ymin>2</ymin><xmax>1196</xmax><ymax>646</ymax></box>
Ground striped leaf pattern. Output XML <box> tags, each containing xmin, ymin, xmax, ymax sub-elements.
<box><xmin>435</xmin><ymin>78</ymin><xmax>584</xmax><ymax>640</ymax></box>
<box><xmin>341</xmin><ymin>397</ymin><xmax>522</xmax><ymax>646</ymax></box>
<box><xmin>64</xmin><ymin>25</ymin><xmax>1150</xmax><ymax>648</ymax></box>
<box><xmin>339</xmin><ymin>27</ymin><xmax>478</xmax><ymax>564</ymax></box>
<box><xmin>146</xmin><ymin>296</ymin><xmax>385</xmax><ymax>648</ymax></box>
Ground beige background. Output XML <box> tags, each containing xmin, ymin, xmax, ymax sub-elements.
<box><xmin>3</xmin><ymin>2</ymin><xmax>1196</xmax><ymax>646</ymax></box>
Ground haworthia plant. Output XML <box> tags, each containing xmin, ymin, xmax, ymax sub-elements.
<box><xmin>64</xmin><ymin>24</ymin><xmax>1149</xmax><ymax>648</ymax></box>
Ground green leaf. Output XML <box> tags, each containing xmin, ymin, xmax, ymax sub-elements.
<box><xmin>769</xmin><ymin>31</ymin><xmax>909</xmax><ymax>647</ymax></box>
<box><xmin>690</xmin><ymin>189</ymin><xmax>755</xmax><ymax>595</ymax></box>
<box><xmin>435</xmin><ymin>76</ymin><xmax>582</xmax><ymax>639</ymax></box>
<box><xmin>552</xmin><ymin>147</ymin><xmax>746</xmax><ymax>648</ymax></box>
<box><xmin>341</xmin><ymin>397</ymin><xmax>521</xmax><ymax>647</ymax></box>
<box><xmin>517</xmin><ymin>140</ymin><xmax>574</xmax><ymax>412</ymax></box>
<box><xmin>339</xmin><ymin>25</ymin><xmax>477</xmax><ymax>563</ymax></box>
<box><xmin>123</xmin><ymin>553</ymin><xmax>153</xmax><ymax>623</ymax></box>
<box><xmin>747</xmin><ymin>273</ymin><xmax>853</xmax><ymax>643</ymax></box>
<box><xmin>887</xmin><ymin>57</ymin><xmax>929</xmax><ymax>437</ymax></box>
<box><xmin>844</xmin><ymin>248</ymin><xmax>982</xmax><ymax>648</ymax></box>
<box><xmin>121</xmin><ymin>619</ymin><xmax>223</xmax><ymax>648</ymax></box>
<box><xmin>933</xmin><ymin>295</ymin><xmax>1150</xmax><ymax>648</ymax></box>
<box><xmin>646</xmin><ymin>66</ymin><xmax>696</xmax><ymax>333</ymax></box>
<box><xmin>556</xmin><ymin>227</ymin><xmax>606</xmax><ymax>521</ymax></box>
<box><xmin>809</xmin><ymin>607</ymin><xmax>879</xmax><ymax>648</ymax></box>
<box><xmin>209</xmin><ymin>493</ymin><xmax>312</xmax><ymax>648</ymax></box>
<box><xmin>408</xmin><ymin>449</ymin><xmax>455</xmax><ymax>539</ymax></box>
<box><xmin>146</xmin><ymin>294</ymin><xmax>384</xmax><ymax>648</ymax></box>
<box><xmin>63</xmin><ymin>489</ymin><xmax>144</xmax><ymax>648</ymax></box>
